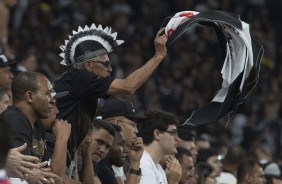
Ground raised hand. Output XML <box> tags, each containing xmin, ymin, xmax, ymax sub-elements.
<box><xmin>166</xmin><ymin>157</ymin><xmax>182</xmax><ymax>184</ymax></box>
<box><xmin>128</xmin><ymin>137</ymin><xmax>144</xmax><ymax>164</ymax></box>
<box><xmin>52</xmin><ymin>119</ymin><xmax>71</xmax><ymax>141</ymax></box>
<box><xmin>154</xmin><ymin>28</ymin><xmax>168</xmax><ymax>59</ymax></box>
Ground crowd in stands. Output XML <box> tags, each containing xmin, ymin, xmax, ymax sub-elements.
<box><xmin>1</xmin><ymin>0</ymin><xmax>282</xmax><ymax>183</ymax></box>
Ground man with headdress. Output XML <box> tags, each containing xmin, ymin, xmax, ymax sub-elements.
<box><xmin>54</xmin><ymin>24</ymin><xmax>167</xmax><ymax>160</ymax></box>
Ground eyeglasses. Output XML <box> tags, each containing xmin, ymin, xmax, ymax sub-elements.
<box><xmin>94</xmin><ymin>60</ymin><xmax>111</xmax><ymax>68</ymax></box>
<box><xmin>164</xmin><ymin>130</ymin><xmax>178</xmax><ymax>137</ymax></box>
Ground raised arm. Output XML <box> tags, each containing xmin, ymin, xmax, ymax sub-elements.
<box><xmin>107</xmin><ymin>28</ymin><xmax>168</xmax><ymax>94</ymax></box>
<box><xmin>125</xmin><ymin>137</ymin><xmax>144</xmax><ymax>184</ymax></box>
<box><xmin>51</xmin><ymin>119</ymin><xmax>71</xmax><ymax>177</ymax></box>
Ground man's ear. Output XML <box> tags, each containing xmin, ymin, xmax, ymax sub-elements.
<box><xmin>153</xmin><ymin>129</ymin><xmax>161</xmax><ymax>141</ymax></box>
<box><xmin>25</xmin><ymin>91</ymin><xmax>33</xmax><ymax>103</ymax></box>
<box><xmin>85</xmin><ymin>61</ymin><xmax>91</xmax><ymax>70</ymax></box>
<box><xmin>245</xmin><ymin>174</ymin><xmax>252</xmax><ymax>183</ymax></box>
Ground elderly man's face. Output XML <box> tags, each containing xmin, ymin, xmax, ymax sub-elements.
<box><xmin>85</xmin><ymin>54</ymin><xmax>112</xmax><ymax>77</ymax></box>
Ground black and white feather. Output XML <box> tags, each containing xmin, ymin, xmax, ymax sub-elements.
<box><xmin>59</xmin><ymin>23</ymin><xmax>124</xmax><ymax>66</ymax></box>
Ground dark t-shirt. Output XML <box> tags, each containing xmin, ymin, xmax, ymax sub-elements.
<box><xmin>1</xmin><ymin>106</ymin><xmax>47</xmax><ymax>161</ymax></box>
<box><xmin>54</xmin><ymin>69</ymin><xmax>114</xmax><ymax>156</ymax></box>
<box><xmin>94</xmin><ymin>159</ymin><xmax>118</xmax><ymax>184</ymax></box>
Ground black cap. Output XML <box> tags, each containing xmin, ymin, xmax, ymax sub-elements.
<box><xmin>99</xmin><ymin>98</ymin><xmax>146</xmax><ymax>120</ymax></box>
<box><xmin>0</xmin><ymin>54</ymin><xmax>16</xmax><ymax>67</ymax></box>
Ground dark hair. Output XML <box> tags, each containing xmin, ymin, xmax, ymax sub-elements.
<box><xmin>175</xmin><ymin>147</ymin><xmax>192</xmax><ymax>161</ymax></box>
<box><xmin>12</xmin><ymin>72</ymin><xmax>46</xmax><ymax>102</ymax></box>
<box><xmin>237</xmin><ymin>159</ymin><xmax>259</xmax><ymax>183</ymax></box>
<box><xmin>92</xmin><ymin>119</ymin><xmax>115</xmax><ymax>137</ymax></box>
<box><xmin>225</xmin><ymin>145</ymin><xmax>245</xmax><ymax>165</ymax></box>
<box><xmin>197</xmin><ymin>148</ymin><xmax>218</xmax><ymax>164</ymax></box>
<box><xmin>196</xmin><ymin>162</ymin><xmax>214</xmax><ymax>184</ymax></box>
<box><xmin>178</xmin><ymin>127</ymin><xmax>195</xmax><ymax>142</ymax></box>
<box><xmin>0</xmin><ymin>117</ymin><xmax>12</xmax><ymax>168</ymax></box>
<box><xmin>137</xmin><ymin>110</ymin><xmax>179</xmax><ymax>145</ymax></box>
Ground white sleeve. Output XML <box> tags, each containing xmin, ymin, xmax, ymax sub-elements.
<box><xmin>140</xmin><ymin>158</ymin><xmax>158</xmax><ymax>184</ymax></box>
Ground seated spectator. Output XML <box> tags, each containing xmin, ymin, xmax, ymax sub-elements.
<box><xmin>237</xmin><ymin>159</ymin><xmax>266</xmax><ymax>184</ymax></box>
<box><xmin>1</xmin><ymin>71</ymin><xmax>61</xmax><ymax>183</ymax></box>
<box><xmin>65</xmin><ymin>119</ymin><xmax>115</xmax><ymax>184</ymax></box>
<box><xmin>94</xmin><ymin>124</ymin><xmax>129</xmax><ymax>184</ymax></box>
<box><xmin>137</xmin><ymin>110</ymin><xmax>182</xmax><ymax>184</ymax></box>
<box><xmin>98</xmin><ymin>98</ymin><xmax>145</xmax><ymax>184</ymax></box>
<box><xmin>175</xmin><ymin>147</ymin><xmax>195</xmax><ymax>184</ymax></box>
<box><xmin>195</xmin><ymin>162</ymin><xmax>216</xmax><ymax>184</ymax></box>
<box><xmin>1</xmin><ymin>116</ymin><xmax>48</xmax><ymax>183</ymax></box>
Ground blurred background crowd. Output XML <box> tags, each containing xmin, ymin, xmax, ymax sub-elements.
<box><xmin>1</xmin><ymin>0</ymin><xmax>282</xmax><ymax>164</ymax></box>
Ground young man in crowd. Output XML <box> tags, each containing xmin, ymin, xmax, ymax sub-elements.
<box><xmin>137</xmin><ymin>110</ymin><xmax>182</xmax><ymax>184</ymax></box>
<box><xmin>175</xmin><ymin>147</ymin><xmax>195</xmax><ymax>184</ymax></box>
<box><xmin>63</xmin><ymin>119</ymin><xmax>115</xmax><ymax>184</ymax></box>
<box><xmin>98</xmin><ymin>98</ymin><xmax>144</xmax><ymax>184</ymax></box>
<box><xmin>94</xmin><ymin>124</ymin><xmax>129</xmax><ymax>184</ymax></box>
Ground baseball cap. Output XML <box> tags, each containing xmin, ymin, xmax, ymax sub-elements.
<box><xmin>98</xmin><ymin>98</ymin><xmax>146</xmax><ymax>120</ymax></box>
<box><xmin>0</xmin><ymin>54</ymin><xmax>16</xmax><ymax>67</ymax></box>
<box><xmin>264</xmin><ymin>162</ymin><xmax>282</xmax><ymax>179</ymax></box>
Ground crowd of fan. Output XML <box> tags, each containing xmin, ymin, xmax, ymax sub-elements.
<box><xmin>1</xmin><ymin>0</ymin><xmax>282</xmax><ymax>184</ymax></box>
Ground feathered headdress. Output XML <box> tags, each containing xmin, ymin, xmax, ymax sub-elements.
<box><xmin>59</xmin><ymin>23</ymin><xmax>124</xmax><ymax>66</ymax></box>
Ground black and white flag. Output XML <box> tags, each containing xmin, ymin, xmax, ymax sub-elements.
<box><xmin>163</xmin><ymin>10</ymin><xmax>264</xmax><ymax>126</ymax></box>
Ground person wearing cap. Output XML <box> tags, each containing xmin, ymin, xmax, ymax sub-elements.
<box><xmin>0</xmin><ymin>71</ymin><xmax>61</xmax><ymax>183</ymax></box>
<box><xmin>53</xmin><ymin>23</ymin><xmax>168</xmax><ymax>160</ymax></box>
<box><xmin>137</xmin><ymin>110</ymin><xmax>182</xmax><ymax>184</ymax></box>
<box><xmin>98</xmin><ymin>98</ymin><xmax>145</xmax><ymax>184</ymax></box>
<box><xmin>0</xmin><ymin>54</ymin><xmax>15</xmax><ymax>105</ymax></box>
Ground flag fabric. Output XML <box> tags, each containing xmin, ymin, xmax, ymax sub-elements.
<box><xmin>164</xmin><ymin>10</ymin><xmax>264</xmax><ymax>126</ymax></box>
